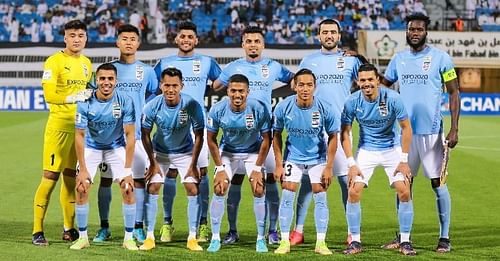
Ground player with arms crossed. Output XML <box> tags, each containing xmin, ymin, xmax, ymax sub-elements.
<box><xmin>205</xmin><ymin>74</ymin><xmax>271</xmax><ymax>253</ymax></box>
<box><xmin>212</xmin><ymin>26</ymin><xmax>294</xmax><ymax>245</ymax></box>
<box><xmin>381</xmin><ymin>13</ymin><xmax>460</xmax><ymax>253</ymax></box>
<box><xmin>71</xmin><ymin>63</ymin><xmax>137</xmax><ymax>251</ymax></box>
<box><xmin>340</xmin><ymin>64</ymin><xmax>416</xmax><ymax>256</ymax></box>
<box><xmin>33</xmin><ymin>19</ymin><xmax>93</xmax><ymax>246</ymax></box>
<box><xmin>93</xmin><ymin>24</ymin><xmax>159</xmax><ymax>244</ymax></box>
<box><xmin>154</xmin><ymin>21</ymin><xmax>221</xmax><ymax>242</ymax></box>
<box><xmin>273</xmin><ymin>69</ymin><xmax>338</xmax><ymax>255</ymax></box>
<box><xmin>140</xmin><ymin>67</ymin><xmax>205</xmax><ymax>251</ymax></box>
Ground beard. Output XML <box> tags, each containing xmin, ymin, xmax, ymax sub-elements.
<box><xmin>322</xmin><ymin>41</ymin><xmax>337</xmax><ymax>50</ymax></box>
<box><xmin>406</xmin><ymin>34</ymin><xmax>426</xmax><ymax>50</ymax></box>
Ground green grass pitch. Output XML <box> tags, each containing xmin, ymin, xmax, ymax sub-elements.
<box><xmin>0</xmin><ymin>112</ymin><xmax>499</xmax><ymax>260</ymax></box>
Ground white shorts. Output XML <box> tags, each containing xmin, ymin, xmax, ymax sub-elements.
<box><xmin>100</xmin><ymin>140</ymin><xmax>149</xmax><ymax>180</ymax></box>
<box><xmin>324</xmin><ymin>131</ymin><xmax>350</xmax><ymax>176</ymax></box>
<box><xmin>156</xmin><ymin>152</ymin><xmax>197</xmax><ymax>184</ymax></box>
<box><xmin>191</xmin><ymin>129</ymin><xmax>209</xmax><ymax>168</ymax></box>
<box><xmin>409</xmin><ymin>134</ymin><xmax>444</xmax><ymax>179</ymax></box>
<box><xmin>263</xmin><ymin>148</ymin><xmax>276</xmax><ymax>174</ymax></box>
<box><xmin>80</xmin><ymin>147</ymin><xmax>129</xmax><ymax>183</ymax></box>
<box><xmin>354</xmin><ymin>147</ymin><xmax>406</xmax><ymax>187</ymax></box>
<box><xmin>282</xmin><ymin>161</ymin><xmax>326</xmax><ymax>184</ymax></box>
<box><xmin>218</xmin><ymin>152</ymin><xmax>263</xmax><ymax>181</ymax></box>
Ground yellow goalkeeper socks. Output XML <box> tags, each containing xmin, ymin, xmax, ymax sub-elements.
<box><xmin>33</xmin><ymin>177</ymin><xmax>57</xmax><ymax>234</ymax></box>
<box><xmin>60</xmin><ymin>174</ymin><xmax>76</xmax><ymax>231</ymax></box>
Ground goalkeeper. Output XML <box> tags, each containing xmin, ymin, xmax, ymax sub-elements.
<box><xmin>32</xmin><ymin>19</ymin><xmax>93</xmax><ymax>246</ymax></box>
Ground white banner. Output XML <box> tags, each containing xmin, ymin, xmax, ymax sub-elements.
<box><xmin>364</xmin><ymin>31</ymin><xmax>500</xmax><ymax>67</ymax></box>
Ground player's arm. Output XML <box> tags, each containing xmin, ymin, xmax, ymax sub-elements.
<box><xmin>395</xmin><ymin>118</ymin><xmax>412</xmax><ymax>183</ymax></box>
<box><xmin>75</xmin><ymin>128</ymin><xmax>90</xmax><ymax>193</ymax></box>
<box><xmin>272</xmin><ymin>129</ymin><xmax>284</xmax><ymax>183</ymax></box>
<box><xmin>141</xmin><ymin>126</ymin><xmax>160</xmax><ymax>181</ymax></box>
<box><xmin>322</xmin><ymin>131</ymin><xmax>338</xmax><ymax>189</ymax></box>
<box><xmin>42</xmin><ymin>82</ymin><xmax>93</xmax><ymax>105</ymax></box>
<box><xmin>189</xmin><ymin>129</ymin><xmax>204</xmax><ymax>180</ymax></box>
<box><xmin>207</xmin><ymin>130</ymin><xmax>222</xmax><ymax>166</ymax></box>
<box><xmin>207</xmin><ymin>129</ymin><xmax>229</xmax><ymax>194</ymax></box>
<box><xmin>256</xmin><ymin>131</ymin><xmax>271</xmax><ymax>167</ymax></box>
<box><xmin>380</xmin><ymin>77</ymin><xmax>394</xmax><ymax>88</ymax></box>
<box><xmin>341</xmin><ymin>123</ymin><xmax>362</xmax><ymax>187</ymax></box>
<box><xmin>211</xmin><ymin>79</ymin><xmax>225</xmax><ymax>92</ymax></box>
<box><xmin>123</xmin><ymin>124</ymin><xmax>135</xmax><ymax>169</ymax></box>
<box><xmin>444</xmin><ymin>75</ymin><xmax>460</xmax><ymax>148</ymax></box>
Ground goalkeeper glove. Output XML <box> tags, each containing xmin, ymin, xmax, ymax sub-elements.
<box><xmin>65</xmin><ymin>89</ymin><xmax>93</xmax><ymax>104</ymax></box>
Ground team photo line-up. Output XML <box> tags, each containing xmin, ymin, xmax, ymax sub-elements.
<box><xmin>32</xmin><ymin>12</ymin><xmax>460</xmax><ymax>256</ymax></box>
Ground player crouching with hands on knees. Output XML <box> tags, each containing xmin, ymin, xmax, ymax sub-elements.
<box><xmin>340</xmin><ymin>64</ymin><xmax>415</xmax><ymax>256</ymax></box>
<box><xmin>71</xmin><ymin>63</ymin><xmax>137</xmax><ymax>251</ymax></box>
<box><xmin>273</xmin><ymin>69</ymin><xmax>339</xmax><ymax>255</ymax></box>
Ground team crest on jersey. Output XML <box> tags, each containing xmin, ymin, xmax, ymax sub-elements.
<box><xmin>82</xmin><ymin>64</ymin><xmax>89</xmax><ymax>78</ymax></box>
<box><xmin>112</xmin><ymin>102</ymin><xmax>121</xmax><ymax>119</ymax></box>
<box><xmin>179</xmin><ymin>110</ymin><xmax>188</xmax><ymax>125</ymax></box>
<box><xmin>378</xmin><ymin>94</ymin><xmax>388</xmax><ymax>117</ymax></box>
<box><xmin>337</xmin><ymin>57</ymin><xmax>345</xmax><ymax>71</ymax></box>
<box><xmin>311</xmin><ymin>111</ymin><xmax>320</xmax><ymax>128</ymax></box>
<box><xmin>193</xmin><ymin>60</ymin><xmax>201</xmax><ymax>74</ymax></box>
<box><xmin>422</xmin><ymin>56</ymin><xmax>432</xmax><ymax>72</ymax></box>
<box><xmin>261</xmin><ymin>65</ymin><xmax>269</xmax><ymax>78</ymax></box>
<box><xmin>245</xmin><ymin>114</ymin><xmax>255</xmax><ymax>129</ymax></box>
<box><xmin>136</xmin><ymin>65</ymin><xmax>144</xmax><ymax>81</ymax></box>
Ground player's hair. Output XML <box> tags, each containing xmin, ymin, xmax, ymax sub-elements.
<box><xmin>117</xmin><ymin>24</ymin><xmax>140</xmax><ymax>37</ymax></box>
<box><xmin>241</xmin><ymin>26</ymin><xmax>264</xmax><ymax>42</ymax></box>
<box><xmin>318</xmin><ymin>18</ymin><xmax>342</xmax><ymax>34</ymax></box>
<box><xmin>161</xmin><ymin>67</ymin><xmax>183</xmax><ymax>82</ymax></box>
<box><xmin>357</xmin><ymin>63</ymin><xmax>379</xmax><ymax>76</ymax></box>
<box><xmin>228</xmin><ymin>74</ymin><xmax>249</xmax><ymax>87</ymax></box>
<box><xmin>64</xmin><ymin>20</ymin><xmax>87</xmax><ymax>32</ymax></box>
<box><xmin>294</xmin><ymin>68</ymin><xmax>316</xmax><ymax>83</ymax></box>
<box><xmin>178</xmin><ymin>21</ymin><xmax>197</xmax><ymax>35</ymax></box>
<box><xmin>405</xmin><ymin>13</ymin><xmax>431</xmax><ymax>29</ymax></box>
<box><xmin>96</xmin><ymin>63</ymin><xmax>117</xmax><ymax>75</ymax></box>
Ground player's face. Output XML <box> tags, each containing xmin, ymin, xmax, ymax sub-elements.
<box><xmin>227</xmin><ymin>82</ymin><xmax>249</xmax><ymax>109</ymax></box>
<box><xmin>406</xmin><ymin>20</ymin><xmax>427</xmax><ymax>50</ymax></box>
<box><xmin>294</xmin><ymin>74</ymin><xmax>316</xmax><ymax>102</ymax></box>
<box><xmin>116</xmin><ymin>32</ymin><xmax>140</xmax><ymax>55</ymax></box>
<box><xmin>64</xmin><ymin>29</ymin><xmax>87</xmax><ymax>54</ymax></box>
<box><xmin>175</xmin><ymin>29</ymin><xmax>198</xmax><ymax>53</ymax></box>
<box><xmin>242</xmin><ymin>33</ymin><xmax>264</xmax><ymax>59</ymax></box>
<box><xmin>160</xmin><ymin>75</ymin><xmax>183</xmax><ymax>104</ymax></box>
<box><xmin>318</xmin><ymin>23</ymin><xmax>341</xmax><ymax>50</ymax></box>
<box><xmin>357</xmin><ymin>70</ymin><xmax>380</xmax><ymax>101</ymax></box>
<box><xmin>96</xmin><ymin>69</ymin><xmax>117</xmax><ymax>97</ymax></box>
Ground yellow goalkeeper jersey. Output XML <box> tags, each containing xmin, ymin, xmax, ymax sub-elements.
<box><xmin>41</xmin><ymin>51</ymin><xmax>92</xmax><ymax>132</ymax></box>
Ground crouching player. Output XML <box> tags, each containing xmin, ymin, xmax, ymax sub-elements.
<box><xmin>273</xmin><ymin>69</ymin><xmax>339</xmax><ymax>255</ymax></box>
<box><xmin>71</xmin><ymin>63</ymin><xmax>137</xmax><ymax>250</ymax></box>
<box><xmin>205</xmin><ymin>74</ymin><xmax>272</xmax><ymax>253</ymax></box>
<box><xmin>140</xmin><ymin>67</ymin><xmax>205</xmax><ymax>251</ymax></box>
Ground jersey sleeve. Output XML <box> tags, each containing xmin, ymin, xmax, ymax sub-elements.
<box><xmin>122</xmin><ymin>96</ymin><xmax>135</xmax><ymax>125</ymax></box>
<box><xmin>216</xmin><ymin>65</ymin><xmax>232</xmax><ymax>87</ymax></box>
<box><xmin>259</xmin><ymin>107</ymin><xmax>271</xmax><ymax>133</ymax></box>
<box><xmin>146</xmin><ymin>67</ymin><xmax>160</xmax><ymax>94</ymax></box>
<box><xmin>393</xmin><ymin>94</ymin><xmax>408</xmax><ymax>121</ymax></box>
<box><xmin>352</xmin><ymin>56</ymin><xmax>362</xmax><ymax>80</ymax></box>
<box><xmin>272</xmin><ymin>104</ymin><xmax>285</xmax><ymax>132</ymax></box>
<box><xmin>206</xmin><ymin>106</ymin><xmax>220</xmax><ymax>133</ymax></box>
<box><xmin>141</xmin><ymin>100</ymin><xmax>155</xmax><ymax>130</ymax></box>
<box><xmin>439</xmin><ymin>52</ymin><xmax>457</xmax><ymax>83</ymax></box>
<box><xmin>153</xmin><ymin>59</ymin><xmax>164</xmax><ymax>81</ymax></box>
<box><xmin>190</xmin><ymin>101</ymin><xmax>205</xmax><ymax>131</ymax></box>
<box><xmin>276</xmin><ymin>63</ymin><xmax>294</xmax><ymax>83</ymax></box>
<box><xmin>75</xmin><ymin>102</ymin><xmax>88</xmax><ymax>130</ymax></box>
<box><xmin>323</xmin><ymin>106</ymin><xmax>339</xmax><ymax>135</ymax></box>
<box><xmin>208</xmin><ymin>57</ymin><xmax>222</xmax><ymax>81</ymax></box>
<box><xmin>41</xmin><ymin>55</ymin><xmax>66</xmax><ymax>104</ymax></box>
<box><xmin>384</xmin><ymin>54</ymin><xmax>399</xmax><ymax>83</ymax></box>
<box><xmin>341</xmin><ymin>98</ymin><xmax>355</xmax><ymax>126</ymax></box>
<box><xmin>298</xmin><ymin>57</ymin><xmax>308</xmax><ymax>69</ymax></box>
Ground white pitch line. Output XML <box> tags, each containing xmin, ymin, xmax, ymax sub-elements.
<box><xmin>457</xmin><ymin>145</ymin><xmax>500</xmax><ymax>152</ymax></box>
<box><xmin>460</xmin><ymin>135</ymin><xmax>500</xmax><ymax>139</ymax></box>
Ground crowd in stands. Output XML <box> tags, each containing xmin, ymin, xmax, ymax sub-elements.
<box><xmin>0</xmin><ymin>0</ymin><xmax>499</xmax><ymax>46</ymax></box>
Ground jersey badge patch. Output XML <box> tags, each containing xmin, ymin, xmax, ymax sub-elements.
<box><xmin>422</xmin><ymin>56</ymin><xmax>432</xmax><ymax>72</ymax></box>
<box><xmin>136</xmin><ymin>65</ymin><xmax>144</xmax><ymax>81</ymax></box>
<box><xmin>261</xmin><ymin>64</ymin><xmax>269</xmax><ymax>78</ymax></box>
<box><xmin>112</xmin><ymin>102</ymin><xmax>121</xmax><ymax>119</ymax></box>
<box><xmin>83</xmin><ymin>64</ymin><xmax>89</xmax><ymax>78</ymax></box>
<box><xmin>193</xmin><ymin>60</ymin><xmax>201</xmax><ymax>74</ymax></box>
<box><xmin>179</xmin><ymin>110</ymin><xmax>188</xmax><ymax>125</ymax></box>
<box><xmin>337</xmin><ymin>57</ymin><xmax>345</xmax><ymax>71</ymax></box>
<box><xmin>312</xmin><ymin>111</ymin><xmax>320</xmax><ymax>128</ymax></box>
<box><xmin>245</xmin><ymin>114</ymin><xmax>254</xmax><ymax>129</ymax></box>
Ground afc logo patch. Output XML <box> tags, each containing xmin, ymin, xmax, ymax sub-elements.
<box><xmin>311</xmin><ymin>111</ymin><xmax>320</xmax><ymax>128</ymax></box>
<box><xmin>112</xmin><ymin>102</ymin><xmax>121</xmax><ymax>119</ymax></box>
<box><xmin>261</xmin><ymin>64</ymin><xmax>269</xmax><ymax>78</ymax></box>
<box><xmin>245</xmin><ymin>114</ymin><xmax>255</xmax><ymax>129</ymax></box>
<box><xmin>136</xmin><ymin>65</ymin><xmax>144</xmax><ymax>81</ymax></box>
<box><xmin>193</xmin><ymin>60</ymin><xmax>201</xmax><ymax>74</ymax></box>
<box><xmin>179</xmin><ymin>110</ymin><xmax>188</xmax><ymax>125</ymax></box>
<box><xmin>422</xmin><ymin>56</ymin><xmax>432</xmax><ymax>72</ymax></box>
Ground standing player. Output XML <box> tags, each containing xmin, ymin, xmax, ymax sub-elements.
<box><xmin>212</xmin><ymin>26</ymin><xmax>294</xmax><ymax>245</ymax></box>
<box><xmin>70</xmin><ymin>63</ymin><xmax>137</xmax><ymax>251</ymax></box>
<box><xmin>340</xmin><ymin>64</ymin><xmax>416</xmax><ymax>256</ymax></box>
<box><xmin>140</xmin><ymin>67</ymin><xmax>205</xmax><ymax>251</ymax></box>
<box><xmin>32</xmin><ymin>19</ymin><xmax>92</xmax><ymax>246</ymax></box>
<box><xmin>290</xmin><ymin>18</ymin><xmax>363</xmax><ymax>245</ymax></box>
<box><xmin>92</xmin><ymin>24</ymin><xmax>159</xmax><ymax>244</ymax></box>
<box><xmin>205</xmin><ymin>74</ymin><xmax>271</xmax><ymax>253</ymax></box>
<box><xmin>273</xmin><ymin>69</ymin><xmax>338</xmax><ymax>255</ymax></box>
<box><xmin>153</xmin><ymin>21</ymin><xmax>221</xmax><ymax>243</ymax></box>
<box><xmin>381</xmin><ymin>13</ymin><xmax>460</xmax><ymax>253</ymax></box>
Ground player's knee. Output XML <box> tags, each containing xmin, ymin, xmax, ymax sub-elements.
<box><xmin>99</xmin><ymin>177</ymin><xmax>113</xmax><ymax>187</ymax></box>
<box><xmin>348</xmin><ymin>186</ymin><xmax>362</xmax><ymax>202</ymax></box>
<box><xmin>398</xmin><ymin>188</ymin><xmax>411</xmax><ymax>202</ymax></box>
<box><xmin>134</xmin><ymin>178</ymin><xmax>145</xmax><ymax>188</ymax></box>
<box><xmin>148</xmin><ymin>183</ymin><xmax>161</xmax><ymax>194</ymax></box>
<box><xmin>43</xmin><ymin>170</ymin><xmax>60</xmax><ymax>180</ymax></box>
<box><xmin>311</xmin><ymin>183</ymin><xmax>326</xmax><ymax>194</ymax></box>
<box><xmin>430</xmin><ymin>178</ymin><xmax>440</xmax><ymax>188</ymax></box>
<box><xmin>253</xmin><ymin>186</ymin><xmax>264</xmax><ymax>197</ymax></box>
<box><xmin>185</xmin><ymin>183</ymin><xmax>199</xmax><ymax>196</ymax></box>
<box><xmin>214</xmin><ymin>185</ymin><xmax>225</xmax><ymax>196</ymax></box>
<box><xmin>231</xmin><ymin>175</ymin><xmax>244</xmax><ymax>185</ymax></box>
<box><xmin>62</xmin><ymin>168</ymin><xmax>76</xmax><ymax>177</ymax></box>
<box><xmin>166</xmin><ymin>168</ymin><xmax>179</xmax><ymax>178</ymax></box>
<box><xmin>282</xmin><ymin>182</ymin><xmax>297</xmax><ymax>192</ymax></box>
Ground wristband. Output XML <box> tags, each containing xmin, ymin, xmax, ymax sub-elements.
<box><xmin>347</xmin><ymin>157</ymin><xmax>356</xmax><ymax>168</ymax></box>
<box><xmin>215</xmin><ymin>165</ymin><xmax>225</xmax><ymax>173</ymax></box>
<box><xmin>400</xmin><ymin>153</ymin><xmax>409</xmax><ymax>163</ymax></box>
<box><xmin>253</xmin><ymin>165</ymin><xmax>262</xmax><ymax>172</ymax></box>
<box><xmin>124</xmin><ymin>167</ymin><xmax>133</xmax><ymax>176</ymax></box>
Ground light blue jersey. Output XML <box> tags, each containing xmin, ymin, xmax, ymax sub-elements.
<box><xmin>111</xmin><ymin>60</ymin><xmax>159</xmax><ymax>140</ymax></box>
<box><xmin>217</xmin><ymin>58</ymin><xmax>294</xmax><ymax>113</ymax></box>
<box><xmin>384</xmin><ymin>46</ymin><xmax>455</xmax><ymax>134</ymax></box>
<box><xmin>299</xmin><ymin>51</ymin><xmax>362</xmax><ymax>115</ymax></box>
<box><xmin>142</xmin><ymin>93</ymin><xmax>205</xmax><ymax>154</ymax></box>
<box><xmin>154</xmin><ymin>53</ymin><xmax>221</xmax><ymax>109</ymax></box>
<box><xmin>207</xmin><ymin>98</ymin><xmax>270</xmax><ymax>153</ymax></box>
<box><xmin>341</xmin><ymin>87</ymin><xmax>408</xmax><ymax>151</ymax></box>
<box><xmin>273</xmin><ymin>95</ymin><xmax>339</xmax><ymax>165</ymax></box>
<box><xmin>76</xmin><ymin>91</ymin><xmax>135</xmax><ymax>150</ymax></box>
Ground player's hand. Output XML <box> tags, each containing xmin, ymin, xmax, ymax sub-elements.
<box><xmin>347</xmin><ymin>166</ymin><xmax>363</xmax><ymax>188</ymax></box>
<box><xmin>185</xmin><ymin>165</ymin><xmax>201</xmax><ymax>182</ymax></box>
<box><xmin>76</xmin><ymin>169</ymin><xmax>91</xmax><ymax>193</ymax></box>
<box><xmin>249</xmin><ymin>170</ymin><xmax>264</xmax><ymax>191</ymax></box>
<box><xmin>213</xmin><ymin>171</ymin><xmax>230</xmax><ymax>195</ymax></box>
<box><xmin>274</xmin><ymin>164</ymin><xmax>284</xmax><ymax>184</ymax></box>
<box><xmin>342</xmin><ymin>49</ymin><xmax>358</xmax><ymax>56</ymax></box>
<box><xmin>145</xmin><ymin>161</ymin><xmax>161</xmax><ymax>183</ymax></box>
<box><xmin>65</xmin><ymin>89</ymin><xmax>93</xmax><ymax>104</ymax></box>
<box><xmin>321</xmin><ymin>166</ymin><xmax>333</xmax><ymax>189</ymax></box>
<box><xmin>394</xmin><ymin>162</ymin><xmax>412</xmax><ymax>185</ymax></box>
<box><xmin>446</xmin><ymin>129</ymin><xmax>458</xmax><ymax>148</ymax></box>
<box><xmin>121</xmin><ymin>175</ymin><xmax>134</xmax><ymax>194</ymax></box>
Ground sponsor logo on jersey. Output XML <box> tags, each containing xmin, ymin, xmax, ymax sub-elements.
<box><xmin>312</xmin><ymin>111</ymin><xmax>320</xmax><ymax>128</ymax></box>
<box><xmin>136</xmin><ymin>65</ymin><xmax>144</xmax><ymax>81</ymax></box>
<box><xmin>261</xmin><ymin>64</ymin><xmax>269</xmax><ymax>78</ymax></box>
<box><xmin>422</xmin><ymin>56</ymin><xmax>432</xmax><ymax>72</ymax></box>
<box><xmin>245</xmin><ymin>114</ymin><xmax>254</xmax><ymax>129</ymax></box>
<box><xmin>378</xmin><ymin>103</ymin><xmax>388</xmax><ymax>117</ymax></box>
<box><xmin>337</xmin><ymin>57</ymin><xmax>345</xmax><ymax>71</ymax></box>
<box><xmin>112</xmin><ymin>102</ymin><xmax>121</xmax><ymax>119</ymax></box>
<box><xmin>83</xmin><ymin>64</ymin><xmax>89</xmax><ymax>78</ymax></box>
<box><xmin>179</xmin><ymin>109</ymin><xmax>188</xmax><ymax>124</ymax></box>
<box><xmin>193</xmin><ymin>60</ymin><xmax>201</xmax><ymax>74</ymax></box>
